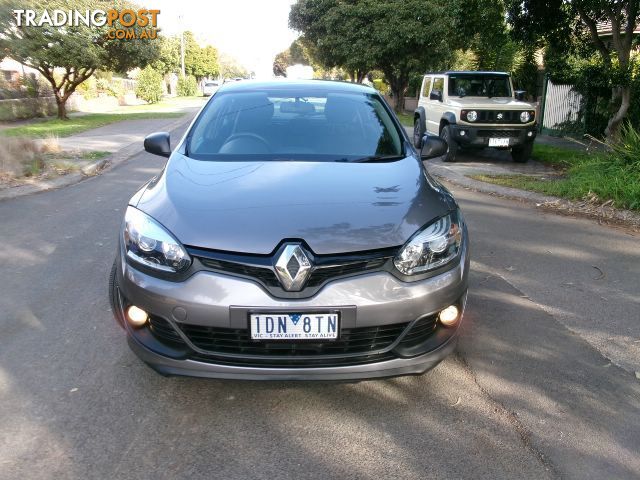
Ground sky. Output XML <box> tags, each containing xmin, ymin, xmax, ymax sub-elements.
<box><xmin>153</xmin><ymin>0</ymin><xmax>299</xmax><ymax>78</ymax></box>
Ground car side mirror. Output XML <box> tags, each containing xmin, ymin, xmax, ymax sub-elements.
<box><xmin>429</xmin><ymin>90</ymin><xmax>443</xmax><ymax>102</ymax></box>
<box><xmin>420</xmin><ymin>134</ymin><xmax>447</xmax><ymax>160</ymax></box>
<box><xmin>144</xmin><ymin>132</ymin><xmax>171</xmax><ymax>158</ymax></box>
<box><xmin>514</xmin><ymin>90</ymin><xmax>526</xmax><ymax>101</ymax></box>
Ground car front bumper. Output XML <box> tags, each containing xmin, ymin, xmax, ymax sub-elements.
<box><xmin>114</xmin><ymin>242</ymin><xmax>469</xmax><ymax>380</ymax></box>
<box><xmin>451</xmin><ymin>124</ymin><xmax>537</xmax><ymax>148</ymax></box>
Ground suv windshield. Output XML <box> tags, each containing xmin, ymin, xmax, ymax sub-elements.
<box><xmin>448</xmin><ymin>74</ymin><xmax>512</xmax><ymax>98</ymax></box>
<box><xmin>187</xmin><ymin>88</ymin><xmax>403</xmax><ymax>161</ymax></box>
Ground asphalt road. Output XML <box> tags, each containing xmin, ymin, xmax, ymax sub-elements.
<box><xmin>1</xmin><ymin>121</ymin><xmax>639</xmax><ymax>479</ymax></box>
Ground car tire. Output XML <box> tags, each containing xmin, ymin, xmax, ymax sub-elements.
<box><xmin>413</xmin><ymin>117</ymin><xmax>424</xmax><ymax>149</ymax></box>
<box><xmin>440</xmin><ymin>125</ymin><xmax>458</xmax><ymax>162</ymax></box>
<box><xmin>512</xmin><ymin>142</ymin><xmax>533</xmax><ymax>163</ymax></box>
<box><xmin>109</xmin><ymin>260</ymin><xmax>125</xmax><ymax>328</ymax></box>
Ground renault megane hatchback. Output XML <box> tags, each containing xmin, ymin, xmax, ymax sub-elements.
<box><xmin>109</xmin><ymin>80</ymin><xmax>469</xmax><ymax>380</ymax></box>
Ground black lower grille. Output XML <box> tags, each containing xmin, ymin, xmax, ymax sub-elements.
<box><xmin>149</xmin><ymin>315</ymin><xmax>184</xmax><ymax>344</ymax></box>
<box><xmin>178</xmin><ymin>321</ymin><xmax>408</xmax><ymax>356</ymax></box>
<box><xmin>477</xmin><ymin>129</ymin><xmax>521</xmax><ymax>138</ymax></box>
<box><xmin>148</xmin><ymin>314</ymin><xmax>439</xmax><ymax>367</ymax></box>
<box><xmin>397</xmin><ymin>315</ymin><xmax>438</xmax><ymax>347</ymax></box>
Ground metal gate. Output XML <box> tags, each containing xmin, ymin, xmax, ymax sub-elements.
<box><xmin>540</xmin><ymin>75</ymin><xmax>584</xmax><ymax>136</ymax></box>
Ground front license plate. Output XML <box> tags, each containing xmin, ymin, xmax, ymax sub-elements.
<box><xmin>489</xmin><ymin>138</ymin><xmax>510</xmax><ymax>147</ymax></box>
<box><xmin>250</xmin><ymin>313</ymin><xmax>339</xmax><ymax>340</ymax></box>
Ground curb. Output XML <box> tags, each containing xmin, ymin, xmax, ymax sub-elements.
<box><xmin>428</xmin><ymin>164</ymin><xmax>640</xmax><ymax>232</ymax></box>
<box><xmin>0</xmin><ymin>113</ymin><xmax>195</xmax><ymax>202</ymax></box>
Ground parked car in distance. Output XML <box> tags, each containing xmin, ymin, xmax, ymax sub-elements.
<box><xmin>202</xmin><ymin>80</ymin><xmax>220</xmax><ymax>96</ymax></box>
<box><xmin>110</xmin><ymin>80</ymin><xmax>469</xmax><ymax>381</ymax></box>
<box><xmin>413</xmin><ymin>71</ymin><xmax>538</xmax><ymax>162</ymax></box>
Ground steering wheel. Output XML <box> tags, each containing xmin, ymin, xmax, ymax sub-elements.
<box><xmin>219</xmin><ymin>133</ymin><xmax>271</xmax><ymax>154</ymax></box>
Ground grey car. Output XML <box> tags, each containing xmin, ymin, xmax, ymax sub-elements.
<box><xmin>109</xmin><ymin>80</ymin><xmax>469</xmax><ymax>380</ymax></box>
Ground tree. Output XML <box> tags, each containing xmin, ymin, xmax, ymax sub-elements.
<box><xmin>289</xmin><ymin>0</ymin><xmax>377</xmax><ymax>83</ymax></box>
<box><xmin>273</xmin><ymin>50</ymin><xmax>291</xmax><ymax>76</ymax></box>
<box><xmin>0</xmin><ymin>0</ymin><xmax>159</xmax><ymax>119</ymax></box>
<box><xmin>506</xmin><ymin>0</ymin><xmax>640</xmax><ymax>139</ymax></box>
<box><xmin>219</xmin><ymin>53</ymin><xmax>248</xmax><ymax>79</ymax></box>
<box><xmin>183</xmin><ymin>32</ymin><xmax>219</xmax><ymax>80</ymax></box>
<box><xmin>272</xmin><ymin>39</ymin><xmax>312</xmax><ymax>77</ymax></box>
<box><xmin>290</xmin><ymin>0</ymin><xmax>454</xmax><ymax>110</ymax></box>
<box><xmin>135</xmin><ymin>66</ymin><xmax>163</xmax><ymax>103</ymax></box>
<box><xmin>152</xmin><ymin>35</ymin><xmax>181</xmax><ymax>75</ymax></box>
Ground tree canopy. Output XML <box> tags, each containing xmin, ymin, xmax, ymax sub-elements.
<box><xmin>506</xmin><ymin>0</ymin><xmax>640</xmax><ymax>138</ymax></box>
<box><xmin>184</xmin><ymin>32</ymin><xmax>219</xmax><ymax>80</ymax></box>
<box><xmin>289</xmin><ymin>0</ymin><xmax>455</xmax><ymax>109</ymax></box>
<box><xmin>0</xmin><ymin>0</ymin><xmax>159</xmax><ymax>118</ymax></box>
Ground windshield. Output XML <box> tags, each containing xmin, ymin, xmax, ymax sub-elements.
<box><xmin>448</xmin><ymin>74</ymin><xmax>512</xmax><ymax>98</ymax></box>
<box><xmin>187</xmin><ymin>88</ymin><xmax>403</xmax><ymax>161</ymax></box>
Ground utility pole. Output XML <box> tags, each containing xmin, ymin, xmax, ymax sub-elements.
<box><xmin>179</xmin><ymin>15</ymin><xmax>185</xmax><ymax>77</ymax></box>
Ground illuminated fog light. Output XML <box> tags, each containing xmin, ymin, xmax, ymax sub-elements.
<box><xmin>439</xmin><ymin>305</ymin><xmax>459</xmax><ymax>327</ymax></box>
<box><xmin>527</xmin><ymin>131</ymin><xmax>533</xmax><ymax>137</ymax></box>
<box><xmin>127</xmin><ymin>305</ymin><xmax>148</xmax><ymax>327</ymax></box>
<box><xmin>460</xmin><ymin>130</ymin><xmax>466</xmax><ymax>136</ymax></box>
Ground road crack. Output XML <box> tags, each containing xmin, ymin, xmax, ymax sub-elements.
<box><xmin>454</xmin><ymin>352</ymin><xmax>562</xmax><ymax>479</ymax></box>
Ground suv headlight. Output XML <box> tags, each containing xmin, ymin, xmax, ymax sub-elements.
<box><xmin>394</xmin><ymin>211</ymin><xmax>464</xmax><ymax>275</ymax></box>
<box><xmin>466</xmin><ymin>110</ymin><xmax>478</xmax><ymax>122</ymax></box>
<box><xmin>123</xmin><ymin>206</ymin><xmax>191</xmax><ymax>273</ymax></box>
<box><xmin>520</xmin><ymin>111</ymin><xmax>532</xmax><ymax>123</ymax></box>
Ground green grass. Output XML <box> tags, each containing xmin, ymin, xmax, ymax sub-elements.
<box><xmin>470</xmin><ymin>151</ymin><xmax>640</xmax><ymax>210</ymax></box>
<box><xmin>0</xmin><ymin>111</ymin><xmax>185</xmax><ymax>138</ymax></box>
<box><xmin>111</xmin><ymin>96</ymin><xmax>206</xmax><ymax>113</ymax></box>
<box><xmin>76</xmin><ymin>150</ymin><xmax>111</xmax><ymax>161</ymax></box>
<box><xmin>531</xmin><ymin>143</ymin><xmax>595</xmax><ymax>168</ymax></box>
<box><xmin>396</xmin><ymin>112</ymin><xmax>414</xmax><ymax>127</ymax></box>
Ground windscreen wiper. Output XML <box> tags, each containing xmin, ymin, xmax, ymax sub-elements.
<box><xmin>352</xmin><ymin>154</ymin><xmax>405</xmax><ymax>163</ymax></box>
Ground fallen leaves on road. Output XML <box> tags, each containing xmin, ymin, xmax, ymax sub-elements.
<box><xmin>591</xmin><ymin>265</ymin><xmax>606</xmax><ymax>280</ymax></box>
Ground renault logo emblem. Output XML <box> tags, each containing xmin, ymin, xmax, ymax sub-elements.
<box><xmin>274</xmin><ymin>244</ymin><xmax>312</xmax><ymax>291</ymax></box>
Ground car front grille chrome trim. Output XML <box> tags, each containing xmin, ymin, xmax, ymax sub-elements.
<box><xmin>185</xmin><ymin>244</ymin><xmax>398</xmax><ymax>298</ymax></box>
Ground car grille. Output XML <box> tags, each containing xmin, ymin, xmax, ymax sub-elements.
<box><xmin>477</xmin><ymin>129</ymin><xmax>522</xmax><ymax>138</ymax></box>
<box><xmin>475</xmin><ymin>110</ymin><xmax>532</xmax><ymax>124</ymax></box>
<box><xmin>148</xmin><ymin>314</ymin><xmax>438</xmax><ymax>367</ymax></box>
<box><xmin>190</xmin><ymin>246</ymin><xmax>396</xmax><ymax>298</ymax></box>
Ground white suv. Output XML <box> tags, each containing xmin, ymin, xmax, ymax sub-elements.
<box><xmin>413</xmin><ymin>71</ymin><xmax>538</xmax><ymax>162</ymax></box>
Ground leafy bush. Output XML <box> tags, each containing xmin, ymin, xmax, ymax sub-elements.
<box><xmin>611</xmin><ymin>122</ymin><xmax>640</xmax><ymax>170</ymax></box>
<box><xmin>135</xmin><ymin>66</ymin><xmax>163</xmax><ymax>104</ymax></box>
<box><xmin>372</xmin><ymin>79</ymin><xmax>389</xmax><ymax>95</ymax></box>
<box><xmin>76</xmin><ymin>76</ymin><xmax>97</xmax><ymax>100</ymax></box>
<box><xmin>177</xmin><ymin>75</ymin><xmax>198</xmax><ymax>97</ymax></box>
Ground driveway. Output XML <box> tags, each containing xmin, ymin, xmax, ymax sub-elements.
<box><xmin>0</xmin><ymin>125</ymin><xmax>639</xmax><ymax>479</ymax></box>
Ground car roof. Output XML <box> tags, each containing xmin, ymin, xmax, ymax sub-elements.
<box><xmin>425</xmin><ymin>71</ymin><xmax>511</xmax><ymax>76</ymax></box>
<box><xmin>217</xmin><ymin>79</ymin><xmax>377</xmax><ymax>94</ymax></box>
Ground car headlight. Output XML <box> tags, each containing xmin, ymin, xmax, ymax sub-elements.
<box><xmin>466</xmin><ymin>110</ymin><xmax>478</xmax><ymax>122</ymax></box>
<box><xmin>123</xmin><ymin>206</ymin><xmax>191</xmax><ymax>273</ymax></box>
<box><xmin>520</xmin><ymin>111</ymin><xmax>531</xmax><ymax>123</ymax></box>
<box><xmin>394</xmin><ymin>211</ymin><xmax>464</xmax><ymax>275</ymax></box>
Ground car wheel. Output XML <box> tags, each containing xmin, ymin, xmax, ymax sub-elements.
<box><xmin>109</xmin><ymin>260</ymin><xmax>125</xmax><ymax>328</ymax></box>
<box><xmin>440</xmin><ymin>125</ymin><xmax>458</xmax><ymax>162</ymax></box>
<box><xmin>512</xmin><ymin>142</ymin><xmax>533</xmax><ymax>163</ymax></box>
<box><xmin>413</xmin><ymin>118</ymin><xmax>424</xmax><ymax>148</ymax></box>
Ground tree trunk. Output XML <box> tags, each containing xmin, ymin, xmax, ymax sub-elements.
<box><xmin>384</xmin><ymin>71</ymin><xmax>409</xmax><ymax>113</ymax></box>
<box><xmin>55</xmin><ymin>96</ymin><xmax>68</xmax><ymax>120</ymax></box>
<box><xmin>605</xmin><ymin>85</ymin><xmax>631</xmax><ymax>140</ymax></box>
